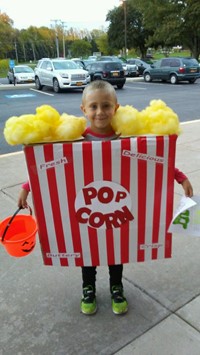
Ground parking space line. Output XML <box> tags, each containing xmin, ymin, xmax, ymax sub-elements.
<box><xmin>30</xmin><ymin>88</ymin><xmax>54</xmax><ymax>96</ymax></box>
<box><xmin>125</xmin><ymin>85</ymin><xmax>147</xmax><ymax>90</ymax></box>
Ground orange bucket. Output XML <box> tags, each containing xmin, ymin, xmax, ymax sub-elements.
<box><xmin>0</xmin><ymin>206</ymin><xmax>38</xmax><ymax>257</ymax></box>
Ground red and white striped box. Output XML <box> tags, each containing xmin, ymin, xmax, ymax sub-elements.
<box><xmin>24</xmin><ymin>135</ymin><xmax>177</xmax><ymax>267</ymax></box>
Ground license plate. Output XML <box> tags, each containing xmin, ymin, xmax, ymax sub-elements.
<box><xmin>112</xmin><ymin>72</ymin><xmax>119</xmax><ymax>77</ymax></box>
<box><xmin>190</xmin><ymin>69</ymin><xmax>197</xmax><ymax>73</ymax></box>
<box><xmin>76</xmin><ymin>82</ymin><xmax>83</xmax><ymax>86</ymax></box>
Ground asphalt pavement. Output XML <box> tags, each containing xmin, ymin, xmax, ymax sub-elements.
<box><xmin>0</xmin><ymin>104</ymin><xmax>200</xmax><ymax>354</ymax></box>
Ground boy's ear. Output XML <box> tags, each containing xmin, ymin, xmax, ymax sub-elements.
<box><xmin>80</xmin><ymin>104</ymin><xmax>85</xmax><ymax>114</ymax></box>
<box><xmin>115</xmin><ymin>103</ymin><xmax>120</xmax><ymax>112</ymax></box>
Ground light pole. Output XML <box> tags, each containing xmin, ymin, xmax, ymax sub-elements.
<box><xmin>51</xmin><ymin>19</ymin><xmax>60</xmax><ymax>57</ymax></box>
<box><xmin>123</xmin><ymin>0</ymin><xmax>127</xmax><ymax>58</ymax></box>
<box><xmin>61</xmin><ymin>21</ymin><xmax>67</xmax><ymax>58</ymax></box>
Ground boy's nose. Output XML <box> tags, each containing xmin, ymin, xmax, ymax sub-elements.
<box><xmin>96</xmin><ymin>105</ymin><xmax>103</xmax><ymax>114</ymax></box>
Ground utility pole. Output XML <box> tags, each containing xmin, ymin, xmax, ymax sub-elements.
<box><xmin>51</xmin><ymin>19</ymin><xmax>60</xmax><ymax>57</ymax></box>
<box><xmin>14</xmin><ymin>40</ymin><xmax>19</xmax><ymax>63</ymax></box>
<box><xmin>123</xmin><ymin>0</ymin><xmax>127</xmax><ymax>58</ymax></box>
<box><xmin>120</xmin><ymin>0</ymin><xmax>127</xmax><ymax>58</ymax></box>
<box><xmin>61</xmin><ymin>21</ymin><xmax>67</xmax><ymax>58</ymax></box>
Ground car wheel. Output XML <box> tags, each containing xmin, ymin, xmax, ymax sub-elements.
<box><xmin>53</xmin><ymin>78</ymin><xmax>60</xmax><ymax>93</ymax></box>
<box><xmin>117</xmin><ymin>84</ymin><xmax>124</xmax><ymax>89</ymax></box>
<box><xmin>170</xmin><ymin>74</ymin><xmax>177</xmax><ymax>84</ymax></box>
<box><xmin>188</xmin><ymin>78</ymin><xmax>196</xmax><ymax>84</ymax></box>
<box><xmin>144</xmin><ymin>72</ymin><xmax>152</xmax><ymax>82</ymax></box>
<box><xmin>35</xmin><ymin>76</ymin><xmax>43</xmax><ymax>90</ymax></box>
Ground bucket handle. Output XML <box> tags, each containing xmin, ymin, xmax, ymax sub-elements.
<box><xmin>1</xmin><ymin>206</ymin><xmax>32</xmax><ymax>243</ymax></box>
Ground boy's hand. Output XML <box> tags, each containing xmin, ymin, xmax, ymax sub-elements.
<box><xmin>18</xmin><ymin>189</ymin><xmax>29</xmax><ymax>208</ymax></box>
<box><xmin>181</xmin><ymin>178</ymin><xmax>193</xmax><ymax>197</ymax></box>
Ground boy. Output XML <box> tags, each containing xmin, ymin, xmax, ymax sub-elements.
<box><xmin>18</xmin><ymin>81</ymin><xmax>193</xmax><ymax>316</ymax></box>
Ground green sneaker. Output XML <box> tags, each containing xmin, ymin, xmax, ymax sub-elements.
<box><xmin>81</xmin><ymin>285</ymin><xmax>97</xmax><ymax>315</ymax></box>
<box><xmin>111</xmin><ymin>285</ymin><xmax>128</xmax><ymax>315</ymax></box>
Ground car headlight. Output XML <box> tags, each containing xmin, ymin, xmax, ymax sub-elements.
<box><xmin>60</xmin><ymin>73</ymin><xmax>69</xmax><ymax>79</ymax></box>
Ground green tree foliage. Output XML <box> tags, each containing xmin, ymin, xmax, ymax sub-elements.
<box><xmin>70</xmin><ymin>39</ymin><xmax>91</xmax><ymax>58</ymax></box>
<box><xmin>178</xmin><ymin>0</ymin><xmax>200</xmax><ymax>59</ymax></box>
<box><xmin>0</xmin><ymin>12</ymin><xmax>15</xmax><ymax>58</ymax></box>
<box><xmin>133</xmin><ymin>0</ymin><xmax>200</xmax><ymax>59</ymax></box>
<box><xmin>95</xmin><ymin>33</ymin><xmax>109</xmax><ymax>55</ymax></box>
<box><xmin>106</xmin><ymin>1</ymin><xmax>152</xmax><ymax>57</ymax></box>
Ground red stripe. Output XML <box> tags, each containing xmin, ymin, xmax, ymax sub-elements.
<box><xmin>43</xmin><ymin>144</ymin><xmax>68</xmax><ymax>266</ymax></box>
<box><xmin>137</xmin><ymin>137</ymin><xmax>147</xmax><ymax>262</ymax></box>
<box><xmin>152</xmin><ymin>136</ymin><xmax>164</xmax><ymax>260</ymax></box>
<box><xmin>24</xmin><ymin>146</ymin><xmax>52</xmax><ymax>266</ymax></box>
<box><xmin>120</xmin><ymin>139</ymin><xmax>131</xmax><ymax>264</ymax></box>
<box><xmin>102</xmin><ymin>141</ymin><xmax>115</xmax><ymax>265</ymax></box>
<box><xmin>165</xmin><ymin>135</ymin><xmax>177</xmax><ymax>258</ymax></box>
<box><xmin>82</xmin><ymin>142</ymin><xmax>100</xmax><ymax>266</ymax></box>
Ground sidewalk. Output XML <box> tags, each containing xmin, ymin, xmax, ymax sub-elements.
<box><xmin>0</xmin><ymin>121</ymin><xmax>200</xmax><ymax>355</ymax></box>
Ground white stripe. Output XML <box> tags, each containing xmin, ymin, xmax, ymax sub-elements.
<box><xmin>128</xmin><ymin>138</ymin><xmax>138</xmax><ymax>263</ymax></box>
<box><xmin>144</xmin><ymin>137</ymin><xmax>157</xmax><ymax>260</ymax></box>
<box><xmin>111</xmin><ymin>139</ymin><xmax>122</xmax><ymax>264</ymax></box>
<box><xmin>157</xmin><ymin>136</ymin><xmax>169</xmax><ymax>259</ymax></box>
<box><xmin>34</xmin><ymin>146</ymin><xmax>60</xmax><ymax>266</ymax></box>
<box><xmin>73</xmin><ymin>142</ymin><xmax>92</xmax><ymax>266</ymax></box>
<box><xmin>92</xmin><ymin>141</ymin><xmax>108</xmax><ymax>265</ymax></box>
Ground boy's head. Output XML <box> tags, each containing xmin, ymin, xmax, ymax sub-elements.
<box><xmin>81</xmin><ymin>81</ymin><xmax>119</xmax><ymax>134</ymax></box>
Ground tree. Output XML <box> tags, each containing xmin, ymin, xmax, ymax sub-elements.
<box><xmin>89</xmin><ymin>29</ymin><xmax>109</xmax><ymax>55</ymax></box>
<box><xmin>178</xmin><ymin>0</ymin><xmax>200</xmax><ymax>59</ymax></box>
<box><xmin>70</xmin><ymin>39</ymin><xmax>91</xmax><ymax>58</ymax></box>
<box><xmin>106</xmin><ymin>1</ymin><xmax>152</xmax><ymax>57</ymax></box>
<box><xmin>0</xmin><ymin>12</ymin><xmax>15</xmax><ymax>59</ymax></box>
<box><xmin>133</xmin><ymin>0</ymin><xmax>200</xmax><ymax>59</ymax></box>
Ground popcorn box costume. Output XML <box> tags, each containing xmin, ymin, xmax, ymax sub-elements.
<box><xmin>23</xmin><ymin>134</ymin><xmax>177</xmax><ymax>266</ymax></box>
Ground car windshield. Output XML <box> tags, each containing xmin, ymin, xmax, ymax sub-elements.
<box><xmin>53</xmin><ymin>61</ymin><xmax>78</xmax><ymax>70</ymax></box>
<box><xmin>14</xmin><ymin>66</ymin><xmax>33</xmax><ymax>73</ymax></box>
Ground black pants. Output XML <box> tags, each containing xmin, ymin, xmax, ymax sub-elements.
<box><xmin>82</xmin><ymin>264</ymin><xmax>123</xmax><ymax>293</ymax></box>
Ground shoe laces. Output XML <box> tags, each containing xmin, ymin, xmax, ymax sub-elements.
<box><xmin>112</xmin><ymin>285</ymin><xmax>126</xmax><ymax>303</ymax></box>
<box><xmin>82</xmin><ymin>286</ymin><xmax>95</xmax><ymax>303</ymax></box>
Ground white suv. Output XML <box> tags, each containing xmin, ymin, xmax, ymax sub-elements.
<box><xmin>34</xmin><ymin>58</ymin><xmax>90</xmax><ymax>93</ymax></box>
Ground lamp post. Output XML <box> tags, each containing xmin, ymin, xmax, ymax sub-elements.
<box><xmin>123</xmin><ymin>0</ymin><xmax>127</xmax><ymax>58</ymax></box>
<box><xmin>51</xmin><ymin>19</ymin><xmax>60</xmax><ymax>57</ymax></box>
<box><xmin>61</xmin><ymin>21</ymin><xmax>67</xmax><ymax>58</ymax></box>
<box><xmin>120</xmin><ymin>0</ymin><xmax>127</xmax><ymax>57</ymax></box>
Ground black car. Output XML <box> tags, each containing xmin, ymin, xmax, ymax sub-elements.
<box><xmin>126</xmin><ymin>58</ymin><xmax>150</xmax><ymax>75</ymax></box>
<box><xmin>97</xmin><ymin>56</ymin><xmax>138</xmax><ymax>77</ymax></box>
<box><xmin>86</xmin><ymin>61</ymin><xmax>126</xmax><ymax>89</ymax></box>
<box><xmin>143</xmin><ymin>57</ymin><xmax>200</xmax><ymax>84</ymax></box>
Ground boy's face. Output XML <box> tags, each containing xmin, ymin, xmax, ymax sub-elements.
<box><xmin>81</xmin><ymin>89</ymin><xmax>119</xmax><ymax>134</ymax></box>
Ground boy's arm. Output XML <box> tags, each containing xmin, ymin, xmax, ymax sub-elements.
<box><xmin>175</xmin><ymin>168</ymin><xmax>193</xmax><ymax>197</ymax></box>
<box><xmin>18</xmin><ymin>181</ymin><xmax>31</xmax><ymax>208</ymax></box>
<box><xmin>18</xmin><ymin>188</ymin><xmax>29</xmax><ymax>208</ymax></box>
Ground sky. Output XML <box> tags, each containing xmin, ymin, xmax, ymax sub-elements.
<box><xmin>0</xmin><ymin>0</ymin><xmax>121</xmax><ymax>31</ymax></box>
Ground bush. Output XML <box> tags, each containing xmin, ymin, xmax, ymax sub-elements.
<box><xmin>0</xmin><ymin>59</ymin><xmax>10</xmax><ymax>78</ymax></box>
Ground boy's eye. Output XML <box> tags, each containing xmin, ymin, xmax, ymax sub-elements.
<box><xmin>90</xmin><ymin>104</ymin><xmax>97</xmax><ymax>109</ymax></box>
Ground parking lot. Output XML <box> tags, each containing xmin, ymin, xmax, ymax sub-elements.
<box><xmin>1</xmin><ymin>77</ymin><xmax>200</xmax><ymax>154</ymax></box>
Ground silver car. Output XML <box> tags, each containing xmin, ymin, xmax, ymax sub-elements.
<box><xmin>34</xmin><ymin>58</ymin><xmax>90</xmax><ymax>93</ymax></box>
<box><xmin>7</xmin><ymin>65</ymin><xmax>35</xmax><ymax>84</ymax></box>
